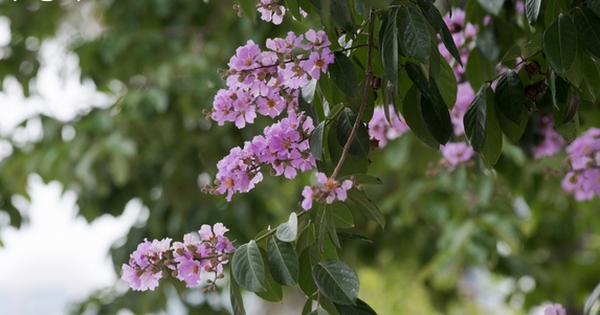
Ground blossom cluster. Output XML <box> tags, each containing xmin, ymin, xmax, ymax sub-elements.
<box><xmin>208</xmin><ymin>111</ymin><xmax>316</xmax><ymax>201</ymax></box>
<box><xmin>534</xmin><ymin>115</ymin><xmax>566</xmax><ymax>158</ymax></box>
<box><xmin>209</xmin><ymin>30</ymin><xmax>333</xmax><ymax>128</ymax></box>
<box><xmin>367</xmin><ymin>105</ymin><xmax>409</xmax><ymax>148</ymax></box>
<box><xmin>544</xmin><ymin>303</ymin><xmax>566</xmax><ymax>315</ymax></box>
<box><xmin>301</xmin><ymin>172</ymin><xmax>353</xmax><ymax>210</ymax></box>
<box><xmin>256</xmin><ymin>0</ymin><xmax>307</xmax><ymax>25</ymax></box>
<box><xmin>121</xmin><ymin>223</ymin><xmax>235</xmax><ymax>292</ymax></box>
<box><xmin>561</xmin><ymin>127</ymin><xmax>600</xmax><ymax>201</ymax></box>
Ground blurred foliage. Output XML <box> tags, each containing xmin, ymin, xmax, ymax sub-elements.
<box><xmin>0</xmin><ymin>0</ymin><xmax>599</xmax><ymax>314</ymax></box>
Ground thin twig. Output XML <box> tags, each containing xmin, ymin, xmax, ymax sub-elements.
<box><xmin>331</xmin><ymin>9</ymin><xmax>375</xmax><ymax>180</ymax></box>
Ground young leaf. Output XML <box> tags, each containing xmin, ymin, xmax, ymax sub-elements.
<box><xmin>330</xmin><ymin>52</ymin><xmax>359</xmax><ymax>97</ymax></box>
<box><xmin>584</xmin><ymin>281</ymin><xmax>600</xmax><ymax>315</ymax></box>
<box><xmin>423</xmin><ymin>5</ymin><xmax>463</xmax><ymax>66</ymax></box>
<box><xmin>336</xmin><ymin>108</ymin><xmax>370</xmax><ymax>158</ymax></box>
<box><xmin>482</xmin><ymin>87</ymin><xmax>503</xmax><ymax>167</ymax></box>
<box><xmin>525</xmin><ymin>0</ymin><xmax>542</xmax><ymax>26</ymax></box>
<box><xmin>312</xmin><ymin>260</ymin><xmax>359</xmax><ymax>305</ymax></box>
<box><xmin>401</xmin><ymin>85</ymin><xmax>440</xmax><ymax>150</ymax></box>
<box><xmin>464</xmin><ymin>84</ymin><xmax>488</xmax><ymax>153</ymax></box>
<box><xmin>574</xmin><ymin>7</ymin><xmax>600</xmax><ymax>59</ymax></box>
<box><xmin>380</xmin><ymin>8</ymin><xmax>399</xmax><ymax>86</ymax></box>
<box><xmin>311</xmin><ymin>122</ymin><xmax>325</xmax><ymax>161</ymax></box>
<box><xmin>401</xmin><ymin>7</ymin><xmax>431</xmax><ymax>64</ymax></box>
<box><xmin>276</xmin><ymin>212</ymin><xmax>299</xmax><ymax>242</ymax></box>
<box><xmin>346</xmin><ymin>189</ymin><xmax>385</xmax><ymax>229</ymax></box>
<box><xmin>420</xmin><ymin>94</ymin><xmax>452</xmax><ymax>145</ymax></box>
<box><xmin>494</xmin><ymin>70</ymin><xmax>526</xmax><ymax>125</ymax></box>
<box><xmin>268</xmin><ymin>238</ymin><xmax>299</xmax><ymax>286</ymax></box>
<box><xmin>543</xmin><ymin>14</ymin><xmax>577</xmax><ymax>76</ymax></box>
<box><xmin>334</xmin><ymin>298</ymin><xmax>378</xmax><ymax>315</ymax></box>
<box><xmin>232</xmin><ymin>241</ymin><xmax>266</xmax><ymax>292</ymax></box>
<box><xmin>477</xmin><ymin>0</ymin><xmax>504</xmax><ymax>15</ymax></box>
<box><xmin>230</xmin><ymin>272</ymin><xmax>247</xmax><ymax>315</ymax></box>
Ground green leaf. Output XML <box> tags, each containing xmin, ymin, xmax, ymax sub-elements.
<box><xmin>404</xmin><ymin>61</ymin><xmax>448</xmax><ymax>109</ymax></box>
<box><xmin>327</xmin><ymin>123</ymin><xmax>369</xmax><ymax>176</ymax></box>
<box><xmin>380</xmin><ymin>8</ymin><xmax>399</xmax><ymax>86</ymax></box>
<box><xmin>308</xmin><ymin>310</ymin><xmax>330</xmax><ymax>315</ymax></box>
<box><xmin>482</xmin><ymin>87</ymin><xmax>503</xmax><ymax>167</ymax></box>
<box><xmin>346</xmin><ymin>189</ymin><xmax>385</xmax><ymax>229</ymax></box>
<box><xmin>336</xmin><ymin>108</ymin><xmax>370</xmax><ymax>158</ymax></box>
<box><xmin>401</xmin><ymin>7</ymin><xmax>431</xmax><ymax>64</ymax></box>
<box><xmin>543</xmin><ymin>14</ymin><xmax>577</xmax><ymax>76</ymax></box>
<box><xmin>325</xmin><ymin>204</ymin><xmax>341</xmax><ymax>249</ymax></box>
<box><xmin>464</xmin><ymin>84</ymin><xmax>488</xmax><ymax>153</ymax></box>
<box><xmin>339</xmin><ymin>174</ymin><xmax>383</xmax><ymax>185</ymax></box>
<box><xmin>574</xmin><ymin>7</ymin><xmax>600</xmax><ymax>59</ymax></box>
<box><xmin>495</xmin><ymin>104</ymin><xmax>528</xmax><ymax>144</ymax></box>
<box><xmin>255</xmin><ymin>248</ymin><xmax>283</xmax><ymax>302</ymax></box>
<box><xmin>232</xmin><ymin>241</ymin><xmax>266</xmax><ymax>292</ymax></box>
<box><xmin>423</xmin><ymin>5</ymin><xmax>463</xmax><ymax>66</ymax></box>
<box><xmin>331</xmin><ymin>202</ymin><xmax>354</xmax><ymax>228</ymax></box>
<box><xmin>584</xmin><ymin>281</ymin><xmax>600</xmax><ymax>315</ymax></box>
<box><xmin>312</xmin><ymin>260</ymin><xmax>359</xmax><ymax>305</ymax></box>
<box><xmin>298</xmin><ymin>247</ymin><xmax>318</xmax><ymax>296</ymax></box>
<box><xmin>525</xmin><ymin>0</ymin><xmax>542</xmax><ymax>26</ymax></box>
<box><xmin>477</xmin><ymin>0</ymin><xmax>504</xmax><ymax>15</ymax></box>
<box><xmin>334</xmin><ymin>298</ymin><xmax>378</xmax><ymax>315</ymax></box>
<box><xmin>500</xmin><ymin>45</ymin><xmax>522</xmax><ymax>68</ymax></box>
<box><xmin>581</xmin><ymin>54</ymin><xmax>600</xmax><ymax>101</ymax></box>
<box><xmin>438</xmin><ymin>56</ymin><xmax>458</xmax><ymax>110</ymax></box>
<box><xmin>286</xmin><ymin>0</ymin><xmax>303</xmax><ymax>21</ymax></box>
<box><xmin>401</xmin><ymin>85</ymin><xmax>440</xmax><ymax>150</ymax></box>
<box><xmin>268</xmin><ymin>238</ymin><xmax>299</xmax><ymax>286</ymax></box>
<box><xmin>494</xmin><ymin>70</ymin><xmax>526</xmax><ymax>125</ymax></box>
<box><xmin>337</xmin><ymin>232</ymin><xmax>372</xmax><ymax>242</ymax></box>
<box><xmin>230</xmin><ymin>271</ymin><xmax>247</xmax><ymax>315</ymax></box>
<box><xmin>330</xmin><ymin>0</ymin><xmax>356</xmax><ymax>31</ymax></box>
<box><xmin>476</xmin><ymin>23</ymin><xmax>500</xmax><ymax>61</ymax></box>
<box><xmin>589</xmin><ymin>0</ymin><xmax>600</xmax><ymax>18</ymax></box>
<box><xmin>556</xmin><ymin>113</ymin><xmax>580</xmax><ymax>143</ymax></box>
<box><xmin>466</xmin><ymin>48</ymin><xmax>497</xmax><ymax>91</ymax></box>
<box><xmin>356</xmin><ymin>0</ymin><xmax>393</xmax><ymax>9</ymax></box>
<box><xmin>420</xmin><ymin>93</ymin><xmax>452</xmax><ymax>145</ymax></box>
<box><xmin>239</xmin><ymin>0</ymin><xmax>257</xmax><ymax>22</ymax></box>
<box><xmin>276</xmin><ymin>212</ymin><xmax>299</xmax><ymax>242</ymax></box>
<box><xmin>311</xmin><ymin>122</ymin><xmax>325</xmax><ymax>161</ymax></box>
<box><xmin>330</xmin><ymin>52</ymin><xmax>359</xmax><ymax>97</ymax></box>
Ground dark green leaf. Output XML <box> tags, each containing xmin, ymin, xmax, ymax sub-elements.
<box><xmin>334</xmin><ymin>298</ymin><xmax>378</xmax><ymax>315</ymax></box>
<box><xmin>464</xmin><ymin>84</ymin><xmax>488</xmax><ymax>153</ymax></box>
<box><xmin>482</xmin><ymin>87</ymin><xmax>503</xmax><ymax>167</ymax></box>
<box><xmin>336</xmin><ymin>108</ymin><xmax>370</xmax><ymax>158</ymax></box>
<box><xmin>331</xmin><ymin>202</ymin><xmax>354</xmax><ymax>228</ymax></box>
<box><xmin>268</xmin><ymin>238</ymin><xmax>299</xmax><ymax>286</ymax></box>
<box><xmin>404</xmin><ymin>62</ymin><xmax>448</xmax><ymax>109</ymax></box>
<box><xmin>574</xmin><ymin>7</ymin><xmax>600</xmax><ymax>59</ymax></box>
<box><xmin>420</xmin><ymin>94</ymin><xmax>452</xmax><ymax>145</ymax></box>
<box><xmin>438</xmin><ymin>56</ymin><xmax>458</xmax><ymax>110</ymax></box>
<box><xmin>330</xmin><ymin>52</ymin><xmax>359</xmax><ymax>97</ymax></box>
<box><xmin>255</xmin><ymin>248</ymin><xmax>283</xmax><ymax>302</ymax></box>
<box><xmin>423</xmin><ymin>5</ymin><xmax>463</xmax><ymax>66</ymax></box>
<box><xmin>232</xmin><ymin>241</ymin><xmax>266</xmax><ymax>292</ymax></box>
<box><xmin>308</xmin><ymin>310</ymin><xmax>330</xmax><ymax>315</ymax></box>
<box><xmin>500</xmin><ymin>45</ymin><xmax>522</xmax><ymax>67</ymax></box>
<box><xmin>543</xmin><ymin>14</ymin><xmax>577</xmax><ymax>76</ymax></box>
<box><xmin>401</xmin><ymin>85</ymin><xmax>440</xmax><ymax>149</ymax></box>
<box><xmin>556</xmin><ymin>113</ymin><xmax>579</xmax><ymax>143</ymax></box>
<box><xmin>581</xmin><ymin>54</ymin><xmax>600</xmax><ymax>101</ymax></box>
<box><xmin>330</xmin><ymin>0</ymin><xmax>356</xmax><ymax>31</ymax></box>
<box><xmin>495</xmin><ymin>104</ymin><xmax>528</xmax><ymax>144</ymax></box>
<box><xmin>356</xmin><ymin>0</ymin><xmax>393</xmax><ymax>9</ymax></box>
<box><xmin>337</xmin><ymin>232</ymin><xmax>372</xmax><ymax>242</ymax></box>
<box><xmin>401</xmin><ymin>7</ymin><xmax>431</xmax><ymax>63</ymax></box>
<box><xmin>239</xmin><ymin>0</ymin><xmax>257</xmax><ymax>22</ymax></box>
<box><xmin>302</xmin><ymin>297</ymin><xmax>314</xmax><ymax>315</ymax></box>
<box><xmin>298</xmin><ymin>247</ymin><xmax>318</xmax><ymax>296</ymax></box>
<box><xmin>346</xmin><ymin>189</ymin><xmax>385</xmax><ymax>228</ymax></box>
<box><xmin>494</xmin><ymin>70</ymin><xmax>526</xmax><ymax>125</ymax></box>
<box><xmin>312</xmin><ymin>260</ymin><xmax>359</xmax><ymax>305</ymax></box>
<box><xmin>311</xmin><ymin>122</ymin><xmax>325</xmax><ymax>160</ymax></box>
<box><xmin>466</xmin><ymin>48</ymin><xmax>497</xmax><ymax>91</ymax></box>
<box><xmin>525</xmin><ymin>0</ymin><xmax>542</xmax><ymax>26</ymax></box>
<box><xmin>230</xmin><ymin>272</ymin><xmax>247</xmax><ymax>315</ymax></box>
<box><xmin>477</xmin><ymin>0</ymin><xmax>504</xmax><ymax>15</ymax></box>
<box><xmin>380</xmin><ymin>9</ymin><xmax>399</xmax><ymax>86</ymax></box>
<box><xmin>476</xmin><ymin>24</ymin><xmax>500</xmax><ymax>61</ymax></box>
<box><xmin>589</xmin><ymin>0</ymin><xmax>600</xmax><ymax>18</ymax></box>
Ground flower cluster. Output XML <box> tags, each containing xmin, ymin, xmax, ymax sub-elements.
<box><xmin>301</xmin><ymin>172</ymin><xmax>353</xmax><ymax>210</ymax></box>
<box><xmin>209</xmin><ymin>30</ymin><xmax>333</xmax><ymax>128</ymax></box>
<box><xmin>440</xmin><ymin>142</ymin><xmax>476</xmax><ymax>169</ymax></box>
<box><xmin>534</xmin><ymin>115</ymin><xmax>566</xmax><ymax>158</ymax></box>
<box><xmin>367</xmin><ymin>105</ymin><xmax>409</xmax><ymax>148</ymax></box>
<box><xmin>121</xmin><ymin>223</ymin><xmax>235</xmax><ymax>292</ymax></box>
<box><xmin>561</xmin><ymin>127</ymin><xmax>600</xmax><ymax>201</ymax></box>
<box><xmin>256</xmin><ymin>0</ymin><xmax>307</xmax><ymax>25</ymax></box>
<box><xmin>544</xmin><ymin>303</ymin><xmax>566</xmax><ymax>315</ymax></box>
<box><xmin>208</xmin><ymin>111</ymin><xmax>316</xmax><ymax>201</ymax></box>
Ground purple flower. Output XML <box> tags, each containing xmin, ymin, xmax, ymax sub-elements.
<box><xmin>440</xmin><ymin>142</ymin><xmax>475</xmax><ymax>167</ymax></box>
<box><xmin>302</xmin><ymin>172</ymin><xmax>353</xmax><ymax>208</ymax></box>
<box><xmin>257</xmin><ymin>0</ymin><xmax>285</xmax><ymax>25</ymax></box>
<box><xmin>301</xmin><ymin>186</ymin><xmax>314</xmax><ymax>210</ymax></box>
<box><xmin>534</xmin><ymin>115</ymin><xmax>566</xmax><ymax>158</ymax></box>
<box><xmin>368</xmin><ymin>105</ymin><xmax>409</xmax><ymax>148</ymax></box>
<box><xmin>228</xmin><ymin>40</ymin><xmax>261</xmax><ymax>71</ymax></box>
<box><xmin>544</xmin><ymin>303</ymin><xmax>566</xmax><ymax>315</ymax></box>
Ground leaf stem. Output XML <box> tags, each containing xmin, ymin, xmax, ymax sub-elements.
<box><xmin>331</xmin><ymin>9</ymin><xmax>375</xmax><ymax>180</ymax></box>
